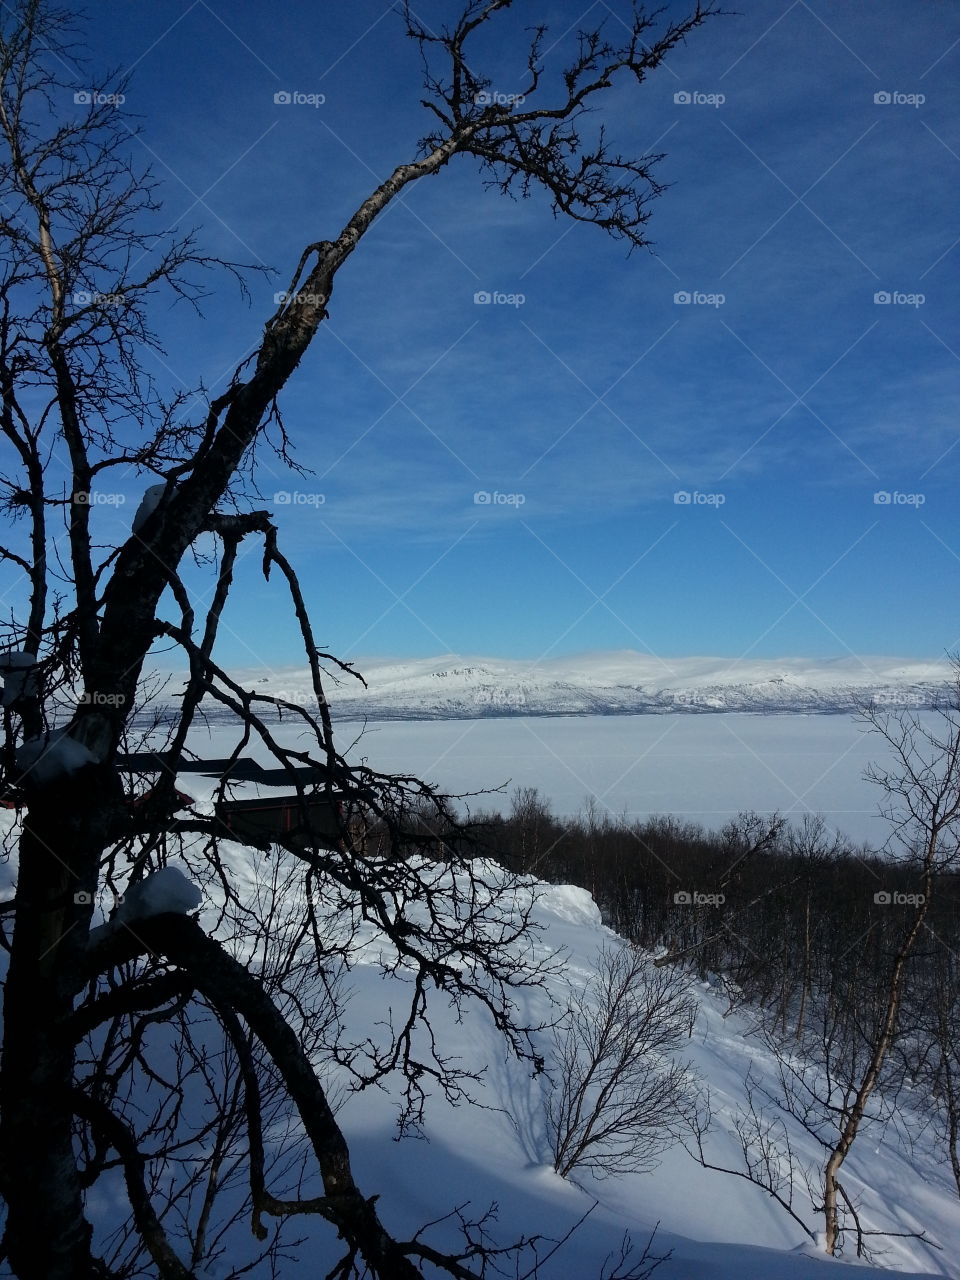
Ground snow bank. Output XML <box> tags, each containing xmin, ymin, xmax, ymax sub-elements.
<box><xmin>111</xmin><ymin>866</ymin><xmax>201</xmax><ymax>927</ymax></box>
<box><xmin>87</xmin><ymin>866</ymin><xmax>202</xmax><ymax>948</ymax></box>
<box><xmin>328</xmin><ymin>867</ymin><xmax>957</xmax><ymax>1279</ymax></box>
<box><xmin>534</xmin><ymin>882</ymin><xmax>602</xmax><ymax>929</ymax></box>
<box><xmin>15</xmin><ymin>728</ymin><xmax>97</xmax><ymax>784</ymax></box>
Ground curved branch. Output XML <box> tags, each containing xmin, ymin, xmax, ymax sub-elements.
<box><xmin>64</xmin><ymin>970</ymin><xmax>193</xmax><ymax>1042</ymax></box>
<box><xmin>69</xmin><ymin>1088</ymin><xmax>196</xmax><ymax>1280</ymax></box>
<box><xmin>87</xmin><ymin>913</ymin><xmax>427</xmax><ymax>1280</ymax></box>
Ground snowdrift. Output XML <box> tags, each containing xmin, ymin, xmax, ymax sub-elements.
<box><xmin>0</xmin><ymin>808</ymin><xmax>957</xmax><ymax>1277</ymax></box>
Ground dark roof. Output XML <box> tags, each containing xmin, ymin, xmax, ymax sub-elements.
<box><xmin>116</xmin><ymin>752</ymin><xmax>332</xmax><ymax>786</ymax></box>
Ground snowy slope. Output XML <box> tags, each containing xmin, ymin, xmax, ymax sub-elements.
<box><xmin>218</xmin><ymin>652</ymin><xmax>953</xmax><ymax>722</ymax></box>
<box><xmin>320</xmin><ymin>876</ymin><xmax>960</xmax><ymax>1279</ymax></box>
<box><xmin>2</xmin><ymin>772</ymin><xmax>958</xmax><ymax>1277</ymax></box>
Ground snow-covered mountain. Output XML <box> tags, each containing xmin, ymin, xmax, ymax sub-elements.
<box><xmin>227</xmin><ymin>652</ymin><xmax>953</xmax><ymax>722</ymax></box>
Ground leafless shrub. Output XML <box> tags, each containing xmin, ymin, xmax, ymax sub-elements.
<box><xmin>547</xmin><ymin>943</ymin><xmax>699</xmax><ymax>1180</ymax></box>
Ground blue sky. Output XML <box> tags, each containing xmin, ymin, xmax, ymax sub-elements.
<box><xmin>41</xmin><ymin>2</ymin><xmax>960</xmax><ymax>668</ymax></box>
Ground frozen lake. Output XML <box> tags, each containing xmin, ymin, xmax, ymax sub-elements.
<box><xmin>188</xmin><ymin>712</ymin><xmax>918</xmax><ymax>849</ymax></box>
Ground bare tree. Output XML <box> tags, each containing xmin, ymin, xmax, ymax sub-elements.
<box><xmin>508</xmin><ymin>786</ymin><xmax>561</xmax><ymax>875</ymax></box>
<box><xmin>685</xmin><ymin>990</ymin><xmax>944</xmax><ymax>1263</ymax></box>
<box><xmin>681</xmin><ymin>1067</ymin><xmax>819</xmax><ymax>1245</ymax></box>
<box><xmin>546</xmin><ymin>943</ymin><xmax>699</xmax><ymax>1181</ymax></box>
<box><xmin>927</xmin><ymin>950</ymin><xmax>960</xmax><ymax>1200</ymax></box>
<box><xmin>814</xmin><ymin>675</ymin><xmax>960</xmax><ymax>1255</ymax></box>
<box><xmin>0</xmin><ymin>1</ymin><xmax>720</xmax><ymax>1277</ymax></box>
<box><xmin>682</xmin><ymin>672</ymin><xmax>960</xmax><ymax>1260</ymax></box>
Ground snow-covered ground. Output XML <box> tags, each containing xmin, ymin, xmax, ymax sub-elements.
<box><xmin>181</xmin><ymin>711</ymin><xmax>914</xmax><ymax>848</ymax></box>
<box><xmin>322</xmin><ymin>873</ymin><xmax>960</xmax><ymax>1278</ymax></box>
<box><xmin>1</xmin><ymin>757</ymin><xmax>958</xmax><ymax>1277</ymax></box>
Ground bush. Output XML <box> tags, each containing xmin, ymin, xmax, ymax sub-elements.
<box><xmin>547</xmin><ymin>943</ymin><xmax>699</xmax><ymax>1180</ymax></box>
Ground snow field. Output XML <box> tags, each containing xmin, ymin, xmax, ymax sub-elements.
<box><xmin>1</xmin><ymin>711</ymin><xmax>958</xmax><ymax>1277</ymax></box>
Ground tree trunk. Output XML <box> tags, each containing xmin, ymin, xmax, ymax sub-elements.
<box><xmin>821</xmin><ymin>891</ymin><xmax>929</xmax><ymax>1255</ymax></box>
<box><xmin>795</xmin><ymin>892</ymin><xmax>811</xmax><ymax>1041</ymax></box>
<box><xmin>0</xmin><ymin>771</ymin><xmax>116</xmax><ymax>1277</ymax></box>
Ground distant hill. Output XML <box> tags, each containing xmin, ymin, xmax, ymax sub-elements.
<box><xmin>207</xmin><ymin>652</ymin><xmax>953</xmax><ymax>722</ymax></box>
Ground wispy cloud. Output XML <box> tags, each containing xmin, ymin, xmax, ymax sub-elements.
<box><xmin>43</xmin><ymin>0</ymin><xmax>960</xmax><ymax>666</ymax></box>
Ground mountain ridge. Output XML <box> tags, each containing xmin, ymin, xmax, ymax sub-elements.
<box><xmin>217</xmin><ymin>652</ymin><xmax>954</xmax><ymax>722</ymax></box>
